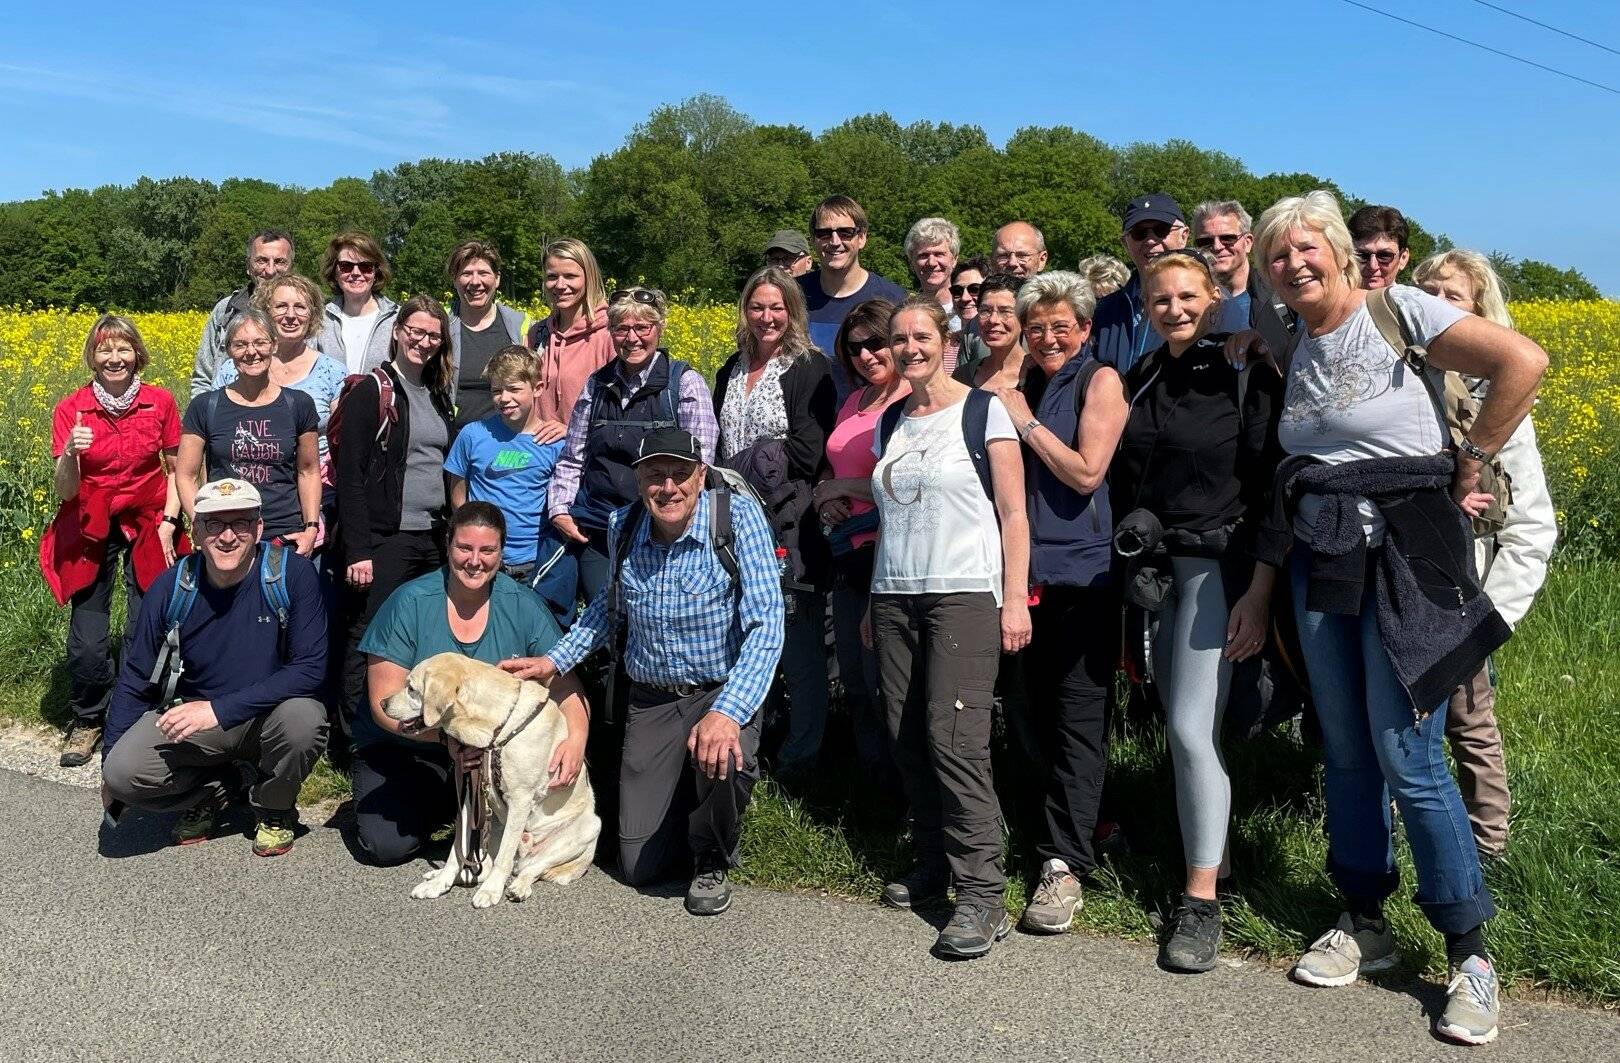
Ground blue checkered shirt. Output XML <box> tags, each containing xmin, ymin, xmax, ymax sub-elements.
<box><xmin>547</xmin><ymin>490</ymin><xmax>785</xmax><ymax>725</ymax></box>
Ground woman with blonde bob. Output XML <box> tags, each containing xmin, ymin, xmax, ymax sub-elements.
<box><xmin>43</xmin><ymin>315</ymin><xmax>184</xmax><ymax>766</ymax></box>
<box><xmin>1244</xmin><ymin>190</ymin><xmax>1547</xmax><ymax>1046</ymax></box>
<box><xmin>713</xmin><ymin>266</ymin><xmax>836</xmax><ymax>776</ymax></box>
<box><xmin>1414</xmin><ymin>249</ymin><xmax>1556</xmax><ymax>863</ymax></box>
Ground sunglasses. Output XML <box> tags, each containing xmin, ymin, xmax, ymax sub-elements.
<box><xmin>846</xmin><ymin>335</ymin><xmax>889</xmax><ymax>356</ymax></box>
<box><xmin>1147</xmin><ymin>247</ymin><xmax>1218</xmax><ymax>277</ymax></box>
<box><xmin>201</xmin><ymin>517</ymin><xmax>256</xmax><ymax>537</ymax></box>
<box><xmin>336</xmin><ymin>259</ymin><xmax>376</xmax><ymax>275</ymax></box>
<box><xmin>949</xmin><ymin>282</ymin><xmax>982</xmax><ymax>299</ymax></box>
<box><xmin>1194</xmin><ymin>233</ymin><xmax>1246</xmax><ymax>249</ymax></box>
<box><xmin>609</xmin><ymin>288</ymin><xmax>666</xmax><ymax>310</ymax></box>
<box><xmin>1127</xmin><ymin>222</ymin><xmax>1184</xmax><ymax>242</ymax></box>
<box><xmin>1355</xmin><ymin>248</ymin><xmax>1399</xmax><ymax>266</ymax></box>
<box><xmin>812</xmin><ymin>226</ymin><xmax>861</xmax><ymax>242</ymax></box>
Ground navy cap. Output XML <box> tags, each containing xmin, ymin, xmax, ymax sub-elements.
<box><xmin>1122</xmin><ymin>194</ymin><xmax>1186</xmax><ymax>230</ymax></box>
<box><xmin>634</xmin><ymin>427</ymin><xmax>702</xmax><ymax>466</ymax></box>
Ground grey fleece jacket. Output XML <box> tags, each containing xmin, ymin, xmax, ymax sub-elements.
<box><xmin>317</xmin><ymin>295</ymin><xmax>399</xmax><ymax>376</ymax></box>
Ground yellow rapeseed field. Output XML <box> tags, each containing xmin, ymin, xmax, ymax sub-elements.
<box><xmin>1</xmin><ymin>300</ymin><xmax>1617</xmax><ymax>559</ymax></box>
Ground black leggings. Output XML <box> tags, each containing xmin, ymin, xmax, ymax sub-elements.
<box><xmin>350</xmin><ymin>740</ymin><xmax>455</xmax><ymax>865</ymax></box>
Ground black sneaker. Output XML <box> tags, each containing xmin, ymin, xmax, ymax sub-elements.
<box><xmin>685</xmin><ymin>855</ymin><xmax>732</xmax><ymax>916</ymax></box>
<box><xmin>1159</xmin><ymin>895</ymin><xmax>1222</xmax><ymax>973</ymax></box>
<box><xmin>880</xmin><ymin>862</ymin><xmax>951</xmax><ymax>910</ymax></box>
<box><xmin>933</xmin><ymin>901</ymin><xmax>1011</xmax><ymax>959</ymax></box>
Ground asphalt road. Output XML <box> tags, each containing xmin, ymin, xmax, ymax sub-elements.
<box><xmin>0</xmin><ymin>769</ymin><xmax>1614</xmax><ymax>1063</ymax></box>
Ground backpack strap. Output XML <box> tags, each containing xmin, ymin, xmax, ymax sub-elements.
<box><xmin>661</xmin><ymin>358</ymin><xmax>690</xmax><ymax>427</ymax></box>
<box><xmin>962</xmin><ymin>387</ymin><xmax>995</xmax><ymax>501</ymax></box>
<box><xmin>148</xmin><ymin>554</ymin><xmax>202</xmax><ymax>705</ymax></box>
<box><xmin>371</xmin><ymin>365</ymin><xmax>397</xmax><ymax>447</ymax></box>
<box><xmin>707</xmin><ymin>483</ymin><xmax>741</xmax><ymax>584</ymax></box>
<box><xmin>258</xmin><ymin>542</ymin><xmax>293</xmax><ymax>661</ymax></box>
<box><xmin>877</xmin><ymin>400</ymin><xmax>906</xmax><ymax>454</ymax></box>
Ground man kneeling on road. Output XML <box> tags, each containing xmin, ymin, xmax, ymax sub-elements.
<box><xmin>102</xmin><ymin>479</ymin><xmax>328</xmax><ymax>857</ymax></box>
<box><xmin>504</xmin><ymin>428</ymin><xmax>784</xmax><ymax>916</ymax></box>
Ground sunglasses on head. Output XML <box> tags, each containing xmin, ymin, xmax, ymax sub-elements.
<box><xmin>812</xmin><ymin>225</ymin><xmax>860</xmax><ymax>242</ymax></box>
<box><xmin>949</xmin><ymin>282</ymin><xmax>982</xmax><ymax>299</ymax></box>
<box><xmin>1148</xmin><ymin>247</ymin><xmax>1217</xmax><ymax>276</ymax></box>
<box><xmin>609</xmin><ymin>287</ymin><xmax>666</xmax><ymax>309</ymax></box>
<box><xmin>1194</xmin><ymin>233</ymin><xmax>1246</xmax><ymax>249</ymax></box>
<box><xmin>337</xmin><ymin>259</ymin><xmax>376</xmax><ymax>275</ymax></box>
<box><xmin>1355</xmin><ymin>248</ymin><xmax>1399</xmax><ymax>266</ymax></box>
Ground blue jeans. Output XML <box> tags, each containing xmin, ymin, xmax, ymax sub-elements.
<box><xmin>1290</xmin><ymin>550</ymin><xmax>1495</xmax><ymax>934</ymax></box>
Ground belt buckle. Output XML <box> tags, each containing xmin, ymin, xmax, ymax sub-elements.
<box><xmin>672</xmin><ymin>683</ymin><xmax>697</xmax><ymax>698</ymax></box>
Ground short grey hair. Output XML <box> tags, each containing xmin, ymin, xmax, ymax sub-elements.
<box><xmin>1191</xmin><ymin>200</ymin><xmax>1252</xmax><ymax>235</ymax></box>
<box><xmin>1015</xmin><ymin>270</ymin><xmax>1096</xmax><ymax>324</ymax></box>
<box><xmin>224</xmin><ymin>307</ymin><xmax>276</xmax><ymax>347</ymax></box>
<box><xmin>904</xmin><ymin>217</ymin><xmax>961</xmax><ymax>259</ymax></box>
<box><xmin>1252</xmin><ymin>190</ymin><xmax>1361</xmax><ymax>290</ymax></box>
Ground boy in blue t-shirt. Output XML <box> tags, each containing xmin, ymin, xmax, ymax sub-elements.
<box><xmin>446</xmin><ymin>345</ymin><xmax>564</xmax><ymax>578</ymax></box>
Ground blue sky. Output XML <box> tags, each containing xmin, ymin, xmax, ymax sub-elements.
<box><xmin>3</xmin><ymin>1</ymin><xmax>1618</xmax><ymax>294</ymax></box>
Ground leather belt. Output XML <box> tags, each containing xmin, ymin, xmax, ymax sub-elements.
<box><xmin>636</xmin><ymin>680</ymin><xmax>721</xmax><ymax>700</ymax></box>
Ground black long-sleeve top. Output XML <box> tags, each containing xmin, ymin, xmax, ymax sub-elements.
<box><xmin>1112</xmin><ymin>334</ymin><xmax>1288</xmax><ymax>564</ymax></box>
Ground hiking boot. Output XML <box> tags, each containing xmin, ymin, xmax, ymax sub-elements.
<box><xmin>933</xmin><ymin>901</ymin><xmax>1011</xmax><ymax>959</ymax></box>
<box><xmin>171</xmin><ymin>791</ymin><xmax>227</xmax><ymax>846</ymax></box>
<box><xmin>685</xmin><ymin>855</ymin><xmax>733</xmax><ymax>916</ymax></box>
<box><xmin>1019</xmin><ymin>859</ymin><xmax>1083</xmax><ymax>934</ymax></box>
<box><xmin>59</xmin><ymin>722</ymin><xmax>102</xmax><ymax>767</ymax></box>
<box><xmin>1291</xmin><ymin>911</ymin><xmax>1399</xmax><ymax>987</ymax></box>
<box><xmin>252</xmin><ymin>812</ymin><xmax>298</xmax><ymax>858</ymax></box>
<box><xmin>881</xmin><ymin>862</ymin><xmax>951</xmax><ymax>910</ymax></box>
<box><xmin>1436</xmin><ymin>955</ymin><xmax>1500</xmax><ymax>1046</ymax></box>
<box><xmin>1159</xmin><ymin>895</ymin><xmax>1223</xmax><ymax>973</ymax></box>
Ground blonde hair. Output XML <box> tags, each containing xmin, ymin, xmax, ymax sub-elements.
<box><xmin>83</xmin><ymin>314</ymin><xmax>151</xmax><ymax>374</ymax></box>
<box><xmin>1141</xmin><ymin>251</ymin><xmax>1222</xmax><ymax>300</ymax></box>
<box><xmin>482</xmin><ymin>344</ymin><xmax>540</xmax><ymax>387</ymax></box>
<box><xmin>1252</xmin><ymin>189</ymin><xmax>1361</xmax><ymax>291</ymax></box>
<box><xmin>606</xmin><ymin>286</ymin><xmax>668</xmax><ymax>329</ymax></box>
<box><xmin>1414</xmin><ymin>249</ymin><xmax>1513</xmax><ymax>329</ymax></box>
<box><xmin>1076</xmin><ymin>254</ymin><xmax>1130</xmax><ymax>298</ymax></box>
<box><xmin>543</xmin><ymin>238</ymin><xmax>607</xmax><ymax>319</ymax></box>
<box><xmin>252</xmin><ymin>272</ymin><xmax>324</xmax><ymax>342</ymax></box>
<box><xmin>737</xmin><ymin>267</ymin><xmax>815</xmax><ymax>363</ymax></box>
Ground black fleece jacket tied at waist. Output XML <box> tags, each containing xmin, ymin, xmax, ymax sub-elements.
<box><xmin>1276</xmin><ymin>452</ymin><xmax>1510</xmax><ymax>714</ymax></box>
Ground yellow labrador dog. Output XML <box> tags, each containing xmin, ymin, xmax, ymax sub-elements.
<box><xmin>382</xmin><ymin>652</ymin><xmax>600</xmax><ymax>908</ymax></box>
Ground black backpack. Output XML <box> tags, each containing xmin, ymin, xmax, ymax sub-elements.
<box><xmin>876</xmin><ymin>387</ymin><xmax>996</xmax><ymax>499</ymax></box>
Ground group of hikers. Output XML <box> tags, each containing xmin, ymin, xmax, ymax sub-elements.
<box><xmin>41</xmin><ymin>187</ymin><xmax>1555</xmax><ymax>1047</ymax></box>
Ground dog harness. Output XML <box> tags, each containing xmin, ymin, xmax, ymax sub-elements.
<box><xmin>449</xmin><ymin>681</ymin><xmax>554</xmax><ymax>887</ymax></box>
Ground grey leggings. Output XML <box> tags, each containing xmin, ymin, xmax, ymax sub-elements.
<box><xmin>1154</xmin><ymin>556</ymin><xmax>1233</xmax><ymax>870</ymax></box>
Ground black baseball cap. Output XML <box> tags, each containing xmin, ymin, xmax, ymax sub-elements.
<box><xmin>634</xmin><ymin>427</ymin><xmax>702</xmax><ymax>466</ymax></box>
<box><xmin>1122</xmin><ymin>194</ymin><xmax>1186</xmax><ymax>230</ymax></box>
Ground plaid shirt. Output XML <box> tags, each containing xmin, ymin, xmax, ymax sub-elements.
<box><xmin>547</xmin><ymin>490</ymin><xmax>785</xmax><ymax>725</ymax></box>
<box><xmin>545</xmin><ymin>353</ymin><xmax>719</xmax><ymax>520</ymax></box>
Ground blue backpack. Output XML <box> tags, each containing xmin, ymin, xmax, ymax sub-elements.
<box><xmin>147</xmin><ymin>543</ymin><xmax>293</xmax><ymax>706</ymax></box>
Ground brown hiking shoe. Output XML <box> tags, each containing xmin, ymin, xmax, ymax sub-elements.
<box><xmin>59</xmin><ymin>723</ymin><xmax>102</xmax><ymax>767</ymax></box>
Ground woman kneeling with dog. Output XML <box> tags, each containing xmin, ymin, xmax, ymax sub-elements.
<box><xmin>353</xmin><ymin>502</ymin><xmax>589</xmax><ymax>864</ymax></box>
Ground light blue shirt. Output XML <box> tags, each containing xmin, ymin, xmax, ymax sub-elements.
<box><xmin>444</xmin><ymin>416</ymin><xmax>563</xmax><ymax>565</ymax></box>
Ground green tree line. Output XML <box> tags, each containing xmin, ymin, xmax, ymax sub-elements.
<box><xmin>0</xmin><ymin>94</ymin><xmax>1599</xmax><ymax>309</ymax></box>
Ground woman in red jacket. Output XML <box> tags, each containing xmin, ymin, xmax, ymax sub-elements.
<box><xmin>42</xmin><ymin>314</ymin><xmax>183</xmax><ymax>767</ymax></box>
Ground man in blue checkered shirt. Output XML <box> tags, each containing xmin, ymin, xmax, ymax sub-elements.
<box><xmin>505</xmin><ymin>427</ymin><xmax>784</xmax><ymax>916</ymax></box>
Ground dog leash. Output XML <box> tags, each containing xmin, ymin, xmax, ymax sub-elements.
<box><xmin>447</xmin><ymin>682</ymin><xmax>551</xmax><ymax>887</ymax></box>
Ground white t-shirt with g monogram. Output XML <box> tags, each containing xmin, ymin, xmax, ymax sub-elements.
<box><xmin>870</xmin><ymin>393</ymin><xmax>1016</xmax><ymax>604</ymax></box>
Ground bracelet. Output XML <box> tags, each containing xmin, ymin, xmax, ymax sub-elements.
<box><xmin>1019</xmin><ymin>418</ymin><xmax>1042</xmax><ymax>440</ymax></box>
<box><xmin>161</xmin><ymin>515</ymin><xmax>182</xmax><ymax>528</ymax></box>
<box><xmin>303</xmin><ymin>520</ymin><xmax>320</xmax><ymax>530</ymax></box>
<box><xmin>1457</xmin><ymin>436</ymin><xmax>1493</xmax><ymax>463</ymax></box>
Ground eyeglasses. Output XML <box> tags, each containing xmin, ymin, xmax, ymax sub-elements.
<box><xmin>399</xmin><ymin>324</ymin><xmax>442</xmax><ymax>346</ymax></box>
<box><xmin>1194</xmin><ymin>233</ymin><xmax>1246</xmax><ymax>249</ymax></box>
<box><xmin>610</xmin><ymin>323</ymin><xmax>659</xmax><ymax>339</ymax></box>
<box><xmin>811</xmin><ymin>226</ymin><xmax>860</xmax><ymax>242</ymax></box>
<box><xmin>336</xmin><ymin>259</ymin><xmax>376</xmax><ymax>275</ymax></box>
<box><xmin>948</xmin><ymin>282</ymin><xmax>982</xmax><ymax>299</ymax></box>
<box><xmin>846</xmin><ymin>335</ymin><xmax>889</xmax><ymax>356</ymax></box>
<box><xmin>201</xmin><ymin>517</ymin><xmax>256</xmax><ymax>537</ymax></box>
<box><xmin>765</xmin><ymin>251</ymin><xmax>805</xmax><ymax>267</ymax></box>
<box><xmin>1355</xmin><ymin>248</ymin><xmax>1399</xmax><ymax>266</ymax></box>
<box><xmin>609</xmin><ymin>288</ymin><xmax>667</xmax><ymax>311</ymax></box>
<box><xmin>1126</xmin><ymin>222</ymin><xmax>1185</xmax><ymax>242</ymax></box>
<box><xmin>980</xmin><ymin>306</ymin><xmax>1019</xmax><ymax>321</ymax></box>
<box><xmin>995</xmin><ymin>250</ymin><xmax>1037</xmax><ymax>262</ymax></box>
<box><xmin>228</xmin><ymin>339</ymin><xmax>273</xmax><ymax>354</ymax></box>
<box><xmin>1023</xmin><ymin>323</ymin><xmax>1077</xmax><ymax>340</ymax></box>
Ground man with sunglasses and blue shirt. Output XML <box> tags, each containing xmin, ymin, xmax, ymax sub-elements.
<box><xmin>1089</xmin><ymin>194</ymin><xmax>1191</xmax><ymax>375</ymax></box>
<box><xmin>797</xmin><ymin>195</ymin><xmax>907</xmax><ymax>400</ymax></box>
<box><xmin>101</xmin><ymin>479</ymin><xmax>328</xmax><ymax>858</ymax></box>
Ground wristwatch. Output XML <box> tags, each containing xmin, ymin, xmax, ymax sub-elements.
<box><xmin>1457</xmin><ymin>437</ymin><xmax>1492</xmax><ymax>463</ymax></box>
<box><xmin>1020</xmin><ymin>418</ymin><xmax>1043</xmax><ymax>440</ymax></box>
<box><xmin>302</xmin><ymin>520</ymin><xmax>321</xmax><ymax>530</ymax></box>
<box><xmin>161</xmin><ymin>515</ymin><xmax>182</xmax><ymax>528</ymax></box>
